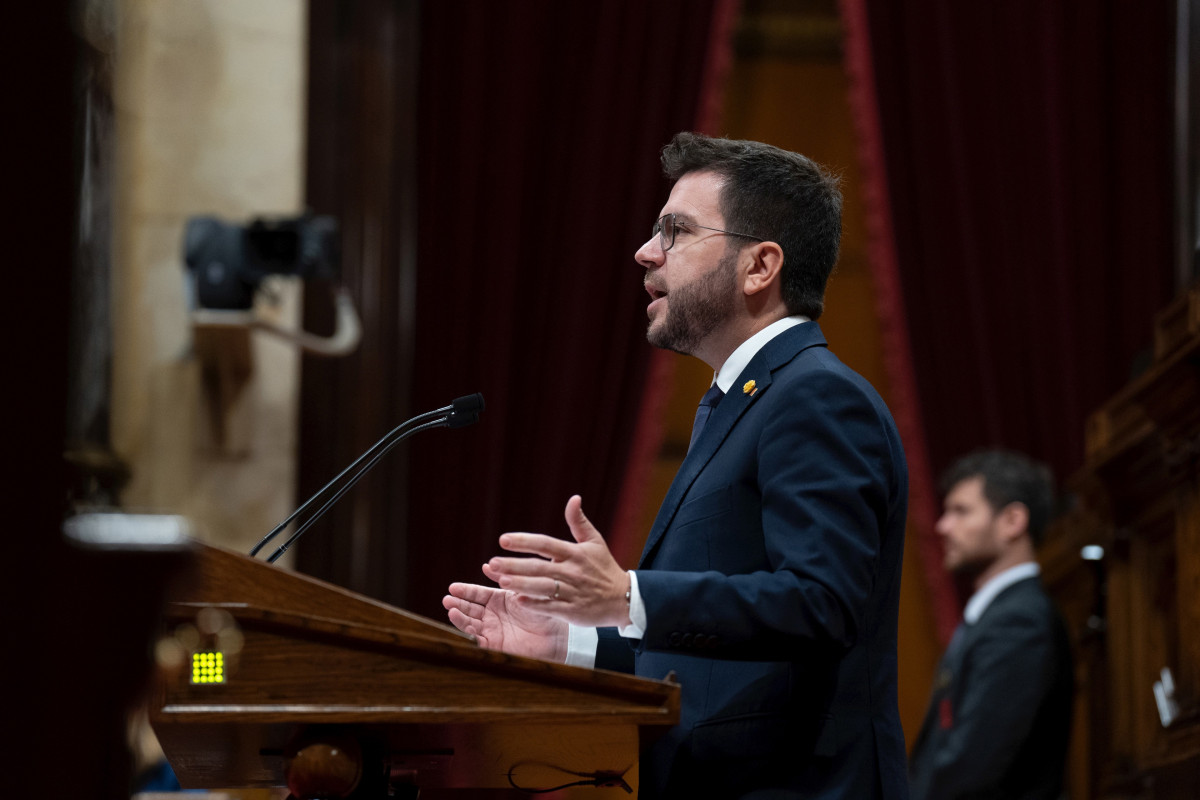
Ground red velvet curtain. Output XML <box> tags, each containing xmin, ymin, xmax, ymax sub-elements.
<box><xmin>299</xmin><ymin>0</ymin><xmax>738</xmax><ymax>618</ymax></box>
<box><xmin>841</xmin><ymin>0</ymin><xmax>1178</xmax><ymax>635</ymax></box>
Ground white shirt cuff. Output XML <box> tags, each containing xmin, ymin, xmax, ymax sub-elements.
<box><xmin>565</xmin><ymin>623</ymin><xmax>598</xmax><ymax>668</ymax></box>
<box><xmin>566</xmin><ymin>571</ymin><xmax>645</xmax><ymax>667</ymax></box>
<box><xmin>619</xmin><ymin>570</ymin><xmax>646</xmax><ymax>639</ymax></box>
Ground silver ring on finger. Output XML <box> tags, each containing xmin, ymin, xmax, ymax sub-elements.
<box><xmin>553</xmin><ymin>579</ymin><xmax>560</xmax><ymax>599</ymax></box>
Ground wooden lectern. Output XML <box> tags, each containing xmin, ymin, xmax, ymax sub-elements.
<box><xmin>150</xmin><ymin>542</ymin><xmax>680</xmax><ymax>798</ymax></box>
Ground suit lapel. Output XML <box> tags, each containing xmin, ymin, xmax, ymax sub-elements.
<box><xmin>637</xmin><ymin>323</ymin><xmax>829</xmax><ymax>568</ymax></box>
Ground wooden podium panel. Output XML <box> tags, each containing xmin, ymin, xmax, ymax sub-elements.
<box><xmin>151</xmin><ymin>542</ymin><xmax>679</xmax><ymax>794</ymax></box>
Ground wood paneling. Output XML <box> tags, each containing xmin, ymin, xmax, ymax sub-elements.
<box><xmin>1043</xmin><ymin>284</ymin><xmax>1200</xmax><ymax>798</ymax></box>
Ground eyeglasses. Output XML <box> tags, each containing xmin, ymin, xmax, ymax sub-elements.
<box><xmin>652</xmin><ymin>213</ymin><xmax>764</xmax><ymax>252</ymax></box>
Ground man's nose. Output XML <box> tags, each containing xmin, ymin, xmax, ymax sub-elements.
<box><xmin>635</xmin><ymin>236</ymin><xmax>664</xmax><ymax>270</ymax></box>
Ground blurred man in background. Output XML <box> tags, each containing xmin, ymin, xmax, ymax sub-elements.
<box><xmin>909</xmin><ymin>449</ymin><xmax>1073</xmax><ymax>800</ymax></box>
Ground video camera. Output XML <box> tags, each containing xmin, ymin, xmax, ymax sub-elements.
<box><xmin>184</xmin><ymin>214</ymin><xmax>340</xmax><ymax>310</ymax></box>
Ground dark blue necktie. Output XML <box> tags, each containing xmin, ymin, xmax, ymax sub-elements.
<box><xmin>688</xmin><ymin>383</ymin><xmax>725</xmax><ymax>453</ymax></box>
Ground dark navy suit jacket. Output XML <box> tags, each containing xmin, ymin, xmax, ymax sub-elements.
<box><xmin>908</xmin><ymin>576</ymin><xmax>1073</xmax><ymax>800</ymax></box>
<box><xmin>597</xmin><ymin>322</ymin><xmax>910</xmax><ymax>799</ymax></box>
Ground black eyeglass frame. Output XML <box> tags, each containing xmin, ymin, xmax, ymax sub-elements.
<box><xmin>652</xmin><ymin>213</ymin><xmax>765</xmax><ymax>252</ymax></box>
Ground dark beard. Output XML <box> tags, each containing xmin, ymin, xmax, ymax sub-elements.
<box><xmin>646</xmin><ymin>251</ymin><xmax>737</xmax><ymax>355</ymax></box>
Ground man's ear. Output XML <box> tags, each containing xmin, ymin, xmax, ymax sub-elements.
<box><xmin>996</xmin><ymin>502</ymin><xmax>1030</xmax><ymax>543</ymax></box>
<box><xmin>743</xmin><ymin>241</ymin><xmax>785</xmax><ymax>297</ymax></box>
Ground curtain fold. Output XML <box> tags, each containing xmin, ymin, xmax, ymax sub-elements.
<box><xmin>402</xmin><ymin>0</ymin><xmax>735</xmax><ymax>618</ymax></box>
<box><xmin>840</xmin><ymin>0</ymin><xmax>1176</xmax><ymax>627</ymax></box>
<box><xmin>609</xmin><ymin>0</ymin><xmax>741</xmax><ymax>568</ymax></box>
<box><xmin>839</xmin><ymin>0</ymin><xmax>959</xmax><ymax>643</ymax></box>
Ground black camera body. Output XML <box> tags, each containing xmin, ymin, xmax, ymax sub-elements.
<box><xmin>184</xmin><ymin>214</ymin><xmax>340</xmax><ymax>310</ymax></box>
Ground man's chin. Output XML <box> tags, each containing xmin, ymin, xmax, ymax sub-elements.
<box><xmin>946</xmin><ymin>557</ymin><xmax>986</xmax><ymax>580</ymax></box>
<box><xmin>645</xmin><ymin>319</ymin><xmax>670</xmax><ymax>349</ymax></box>
<box><xmin>646</xmin><ymin>325</ymin><xmax>691</xmax><ymax>356</ymax></box>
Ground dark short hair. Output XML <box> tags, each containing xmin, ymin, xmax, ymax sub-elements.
<box><xmin>940</xmin><ymin>450</ymin><xmax>1057</xmax><ymax>545</ymax></box>
<box><xmin>660</xmin><ymin>132</ymin><xmax>843</xmax><ymax>320</ymax></box>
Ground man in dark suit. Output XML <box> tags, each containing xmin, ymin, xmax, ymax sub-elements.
<box><xmin>443</xmin><ymin>132</ymin><xmax>910</xmax><ymax>798</ymax></box>
<box><xmin>909</xmin><ymin>450</ymin><xmax>1073</xmax><ymax>800</ymax></box>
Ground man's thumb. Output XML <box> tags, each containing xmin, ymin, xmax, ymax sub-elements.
<box><xmin>564</xmin><ymin>494</ymin><xmax>598</xmax><ymax>543</ymax></box>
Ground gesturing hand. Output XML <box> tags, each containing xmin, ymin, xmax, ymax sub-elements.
<box><xmin>442</xmin><ymin>582</ymin><xmax>569</xmax><ymax>662</ymax></box>
<box><xmin>484</xmin><ymin>495</ymin><xmax>632</xmax><ymax>628</ymax></box>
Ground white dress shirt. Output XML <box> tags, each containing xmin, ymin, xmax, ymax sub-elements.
<box><xmin>962</xmin><ymin>561</ymin><xmax>1041</xmax><ymax>625</ymax></box>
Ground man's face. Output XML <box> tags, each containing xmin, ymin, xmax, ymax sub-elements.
<box><xmin>635</xmin><ymin>171</ymin><xmax>739</xmax><ymax>357</ymax></box>
<box><xmin>936</xmin><ymin>476</ymin><xmax>1003</xmax><ymax>577</ymax></box>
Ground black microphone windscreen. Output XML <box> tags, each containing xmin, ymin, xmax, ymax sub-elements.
<box><xmin>447</xmin><ymin>393</ymin><xmax>484</xmax><ymax>429</ymax></box>
<box><xmin>451</xmin><ymin>393</ymin><xmax>485</xmax><ymax>415</ymax></box>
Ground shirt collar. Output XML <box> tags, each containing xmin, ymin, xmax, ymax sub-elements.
<box><xmin>963</xmin><ymin>561</ymin><xmax>1041</xmax><ymax>624</ymax></box>
<box><xmin>713</xmin><ymin>316</ymin><xmax>809</xmax><ymax>393</ymax></box>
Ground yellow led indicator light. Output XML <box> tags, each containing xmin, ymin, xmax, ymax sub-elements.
<box><xmin>190</xmin><ymin>651</ymin><xmax>226</xmax><ymax>684</ymax></box>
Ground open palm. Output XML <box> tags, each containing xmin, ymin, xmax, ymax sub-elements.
<box><xmin>443</xmin><ymin>582</ymin><xmax>568</xmax><ymax>662</ymax></box>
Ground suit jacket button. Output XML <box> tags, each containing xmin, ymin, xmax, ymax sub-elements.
<box><xmin>681</xmin><ymin>633</ymin><xmax>694</xmax><ymax>648</ymax></box>
<box><xmin>669</xmin><ymin>632</ymin><xmax>682</xmax><ymax>647</ymax></box>
<box><xmin>706</xmin><ymin>635</ymin><xmax>719</xmax><ymax>648</ymax></box>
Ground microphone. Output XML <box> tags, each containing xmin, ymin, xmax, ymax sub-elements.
<box><xmin>447</xmin><ymin>392</ymin><xmax>485</xmax><ymax>428</ymax></box>
<box><xmin>250</xmin><ymin>393</ymin><xmax>485</xmax><ymax>563</ymax></box>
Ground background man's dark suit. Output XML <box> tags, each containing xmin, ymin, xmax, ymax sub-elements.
<box><xmin>909</xmin><ymin>575</ymin><xmax>1073</xmax><ymax>800</ymax></box>
<box><xmin>598</xmin><ymin>321</ymin><xmax>910</xmax><ymax>798</ymax></box>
